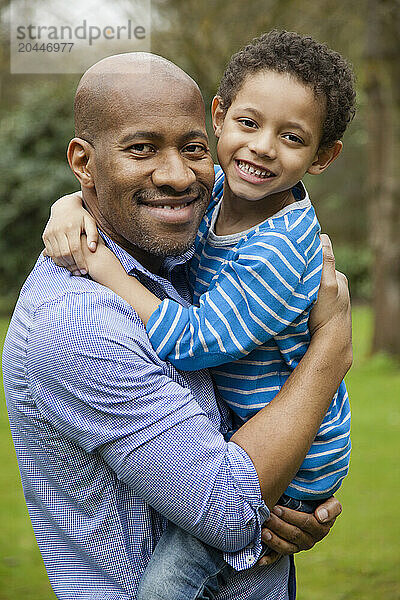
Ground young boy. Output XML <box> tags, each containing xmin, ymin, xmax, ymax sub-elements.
<box><xmin>44</xmin><ymin>30</ymin><xmax>356</xmax><ymax>599</ymax></box>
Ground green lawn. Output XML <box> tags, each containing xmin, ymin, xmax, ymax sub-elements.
<box><xmin>1</xmin><ymin>307</ymin><xmax>399</xmax><ymax>600</ymax></box>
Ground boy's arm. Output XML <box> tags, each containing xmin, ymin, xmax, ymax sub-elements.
<box><xmin>146</xmin><ymin>230</ymin><xmax>313</xmax><ymax>370</ymax></box>
<box><xmin>45</xmin><ymin>218</ymin><xmax>315</xmax><ymax>370</ymax></box>
<box><xmin>81</xmin><ymin>241</ymin><xmax>163</xmax><ymax>318</ymax></box>
<box><xmin>42</xmin><ymin>192</ymin><xmax>165</xmax><ymax>317</ymax></box>
<box><xmin>42</xmin><ymin>192</ymin><xmax>99</xmax><ymax>274</ymax></box>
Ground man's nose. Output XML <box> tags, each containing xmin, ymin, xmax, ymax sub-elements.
<box><xmin>151</xmin><ymin>150</ymin><xmax>197</xmax><ymax>191</ymax></box>
<box><xmin>248</xmin><ymin>131</ymin><xmax>277</xmax><ymax>160</ymax></box>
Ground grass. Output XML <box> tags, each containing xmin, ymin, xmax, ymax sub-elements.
<box><xmin>296</xmin><ymin>307</ymin><xmax>400</xmax><ymax>599</ymax></box>
<box><xmin>1</xmin><ymin>307</ymin><xmax>399</xmax><ymax>599</ymax></box>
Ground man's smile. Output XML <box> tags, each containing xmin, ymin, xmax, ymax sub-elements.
<box><xmin>138</xmin><ymin>194</ymin><xmax>201</xmax><ymax>224</ymax></box>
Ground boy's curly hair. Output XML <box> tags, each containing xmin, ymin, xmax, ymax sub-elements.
<box><xmin>217</xmin><ymin>30</ymin><xmax>356</xmax><ymax>149</ymax></box>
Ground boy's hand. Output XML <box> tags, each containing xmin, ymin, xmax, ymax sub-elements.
<box><xmin>42</xmin><ymin>192</ymin><xmax>99</xmax><ymax>275</ymax></box>
<box><xmin>258</xmin><ymin>496</ymin><xmax>342</xmax><ymax>565</ymax></box>
<box><xmin>80</xmin><ymin>236</ymin><xmax>127</xmax><ymax>285</ymax></box>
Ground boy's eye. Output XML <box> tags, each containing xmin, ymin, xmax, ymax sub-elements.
<box><xmin>128</xmin><ymin>143</ymin><xmax>156</xmax><ymax>155</ymax></box>
<box><xmin>182</xmin><ymin>143</ymin><xmax>208</xmax><ymax>156</ymax></box>
<box><xmin>282</xmin><ymin>133</ymin><xmax>304</xmax><ymax>144</ymax></box>
<box><xmin>238</xmin><ymin>118</ymin><xmax>258</xmax><ymax>129</ymax></box>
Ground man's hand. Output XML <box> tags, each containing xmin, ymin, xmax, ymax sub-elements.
<box><xmin>258</xmin><ymin>496</ymin><xmax>342</xmax><ymax>565</ymax></box>
<box><xmin>309</xmin><ymin>234</ymin><xmax>352</xmax><ymax>358</ymax></box>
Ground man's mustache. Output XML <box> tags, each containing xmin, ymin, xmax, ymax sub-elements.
<box><xmin>134</xmin><ymin>184</ymin><xmax>207</xmax><ymax>204</ymax></box>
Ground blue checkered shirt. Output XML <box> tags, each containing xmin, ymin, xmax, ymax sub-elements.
<box><xmin>3</xmin><ymin>234</ymin><xmax>292</xmax><ymax>599</ymax></box>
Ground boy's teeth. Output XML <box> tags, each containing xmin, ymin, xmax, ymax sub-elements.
<box><xmin>238</xmin><ymin>160</ymin><xmax>271</xmax><ymax>178</ymax></box>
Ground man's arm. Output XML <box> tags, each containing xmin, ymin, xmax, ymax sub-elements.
<box><xmin>27</xmin><ymin>236</ymin><xmax>350</xmax><ymax>560</ymax></box>
<box><xmin>26</xmin><ymin>290</ymin><xmax>269</xmax><ymax>559</ymax></box>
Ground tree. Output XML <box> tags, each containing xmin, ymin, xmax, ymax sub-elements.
<box><xmin>365</xmin><ymin>0</ymin><xmax>400</xmax><ymax>355</ymax></box>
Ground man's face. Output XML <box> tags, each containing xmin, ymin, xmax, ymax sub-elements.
<box><xmin>88</xmin><ymin>79</ymin><xmax>215</xmax><ymax>260</ymax></box>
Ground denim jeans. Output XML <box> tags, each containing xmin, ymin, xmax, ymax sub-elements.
<box><xmin>136</xmin><ymin>522</ymin><xmax>233</xmax><ymax>599</ymax></box>
<box><xmin>136</xmin><ymin>494</ymin><xmax>321</xmax><ymax>600</ymax></box>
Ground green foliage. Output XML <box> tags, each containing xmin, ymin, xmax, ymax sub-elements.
<box><xmin>0</xmin><ymin>79</ymin><xmax>77</xmax><ymax>303</ymax></box>
<box><xmin>1</xmin><ymin>307</ymin><xmax>399</xmax><ymax>599</ymax></box>
<box><xmin>334</xmin><ymin>244</ymin><xmax>372</xmax><ymax>301</ymax></box>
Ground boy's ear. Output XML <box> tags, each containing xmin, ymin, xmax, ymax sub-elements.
<box><xmin>307</xmin><ymin>140</ymin><xmax>343</xmax><ymax>175</ymax></box>
<box><xmin>211</xmin><ymin>96</ymin><xmax>226</xmax><ymax>138</ymax></box>
<box><xmin>67</xmin><ymin>138</ymin><xmax>95</xmax><ymax>189</ymax></box>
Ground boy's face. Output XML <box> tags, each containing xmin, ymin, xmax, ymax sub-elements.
<box><xmin>212</xmin><ymin>70</ymin><xmax>341</xmax><ymax>204</ymax></box>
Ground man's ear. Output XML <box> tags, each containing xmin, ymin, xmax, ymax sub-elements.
<box><xmin>211</xmin><ymin>96</ymin><xmax>226</xmax><ymax>138</ymax></box>
<box><xmin>67</xmin><ymin>138</ymin><xmax>95</xmax><ymax>188</ymax></box>
<box><xmin>307</xmin><ymin>140</ymin><xmax>343</xmax><ymax>175</ymax></box>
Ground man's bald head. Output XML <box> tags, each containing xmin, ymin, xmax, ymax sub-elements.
<box><xmin>74</xmin><ymin>52</ymin><xmax>204</xmax><ymax>144</ymax></box>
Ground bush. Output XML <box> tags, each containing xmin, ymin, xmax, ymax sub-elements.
<box><xmin>334</xmin><ymin>244</ymin><xmax>372</xmax><ymax>301</ymax></box>
<box><xmin>0</xmin><ymin>80</ymin><xmax>77</xmax><ymax>303</ymax></box>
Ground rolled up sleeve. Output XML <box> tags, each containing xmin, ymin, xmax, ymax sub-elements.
<box><xmin>26</xmin><ymin>291</ymin><xmax>269</xmax><ymax>567</ymax></box>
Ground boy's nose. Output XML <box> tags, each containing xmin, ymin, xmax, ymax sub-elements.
<box><xmin>248</xmin><ymin>132</ymin><xmax>277</xmax><ymax>160</ymax></box>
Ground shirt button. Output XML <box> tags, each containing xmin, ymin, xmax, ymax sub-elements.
<box><xmin>246</xmin><ymin>554</ymin><xmax>255</xmax><ymax>565</ymax></box>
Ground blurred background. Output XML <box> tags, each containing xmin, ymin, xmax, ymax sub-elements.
<box><xmin>0</xmin><ymin>0</ymin><xmax>399</xmax><ymax>599</ymax></box>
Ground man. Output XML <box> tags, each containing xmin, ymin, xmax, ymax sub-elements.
<box><xmin>3</xmin><ymin>53</ymin><xmax>351</xmax><ymax>599</ymax></box>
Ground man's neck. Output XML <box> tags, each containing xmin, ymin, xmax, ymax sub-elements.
<box><xmin>82</xmin><ymin>198</ymin><xmax>164</xmax><ymax>274</ymax></box>
<box><xmin>101</xmin><ymin>226</ymin><xmax>164</xmax><ymax>274</ymax></box>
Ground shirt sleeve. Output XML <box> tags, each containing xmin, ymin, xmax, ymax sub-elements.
<box><xmin>147</xmin><ymin>230</ymin><xmax>311</xmax><ymax>370</ymax></box>
<box><xmin>26</xmin><ymin>291</ymin><xmax>269</xmax><ymax>567</ymax></box>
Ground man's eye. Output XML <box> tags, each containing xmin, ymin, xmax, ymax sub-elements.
<box><xmin>283</xmin><ymin>133</ymin><xmax>304</xmax><ymax>144</ymax></box>
<box><xmin>183</xmin><ymin>144</ymin><xmax>208</xmax><ymax>155</ymax></box>
<box><xmin>238</xmin><ymin>118</ymin><xmax>257</xmax><ymax>129</ymax></box>
<box><xmin>129</xmin><ymin>143</ymin><xmax>155</xmax><ymax>154</ymax></box>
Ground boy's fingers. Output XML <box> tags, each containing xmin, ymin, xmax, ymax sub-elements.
<box><xmin>42</xmin><ymin>237</ymin><xmax>55</xmax><ymax>259</ymax></box>
<box><xmin>320</xmin><ymin>233</ymin><xmax>334</xmax><ymax>258</ymax></box>
<box><xmin>84</xmin><ymin>216</ymin><xmax>99</xmax><ymax>252</ymax></box>
<box><xmin>51</xmin><ymin>236</ymin><xmax>79</xmax><ymax>272</ymax></box>
<box><xmin>49</xmin><ymin>237</ymin><xmax>72</xmax><ymax>270</ymax></box>
<box><xmin>42</xmin><ymin>234</ymin><xmax>82</xmax><ymax>273</ymax></box>
<box><xmin>53</xmin><ymin>257</ymin><xmax>69</xmax><ymax>269</ymax></box>
<box><xmin>261</xmin><ymin>528</ymin><xmax>299</xmax><ymax>555</ymax></box>
<box><xmin>64</xmin><ymin>233</ymin><xmax>88</xmax><ymax>274</ymax></box>
<box><xmin>55</xmin><ymin>234</ymin><xmax>77</xmax><ymax>267</ymax></box>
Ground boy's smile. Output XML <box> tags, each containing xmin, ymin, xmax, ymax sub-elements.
<box><xmin>235</xmin><ymin>159</ymin><xmax>276</xmax><ymax>183</ymax></box>
<box><xmin>212</xmin><ymin>70</ymin><xmax>340</xmax><ymax>230</ymax></box>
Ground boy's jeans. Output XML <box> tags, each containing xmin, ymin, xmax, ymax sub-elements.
<box><xmin>136</xmin><ymin>494</ymin><xmax>320</xmax><ymax>600</ymax></box>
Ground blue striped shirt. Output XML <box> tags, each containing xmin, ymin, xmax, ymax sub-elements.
<box><xmin>148</xmin><ymin>166</ymin><xmax>351</xmax><ymax>500</ymax></box>
<box><xmin>3</xmin><ymin>234</ymin><xmax>293</xmax><ymax>600</ymax></box>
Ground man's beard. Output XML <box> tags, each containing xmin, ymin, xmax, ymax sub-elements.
<box><xmin>129</xmin><ymin>185</ymin><xmax>210</xmax><ymax>257</ymax></box>
<box><xmin>130</xmin><ymin>227</ymin><xmax>197</xmax><ymax>257</ymax></box>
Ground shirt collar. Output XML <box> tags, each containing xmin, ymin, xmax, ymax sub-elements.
<box><xmin>99</xmin><ymin>231</ymin><xmax>194</xmax><ymax>283</ymax></box>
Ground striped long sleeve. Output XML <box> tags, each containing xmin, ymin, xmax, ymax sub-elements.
<box><xmin>146</xmin><ymin>180</ymin><xmax>351</xmax><ymax>500</ymax></box>
<box><xmin>147</xmin><ymin>230</ymin><xmax>313</xmax><ymax>371</ymax></box>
